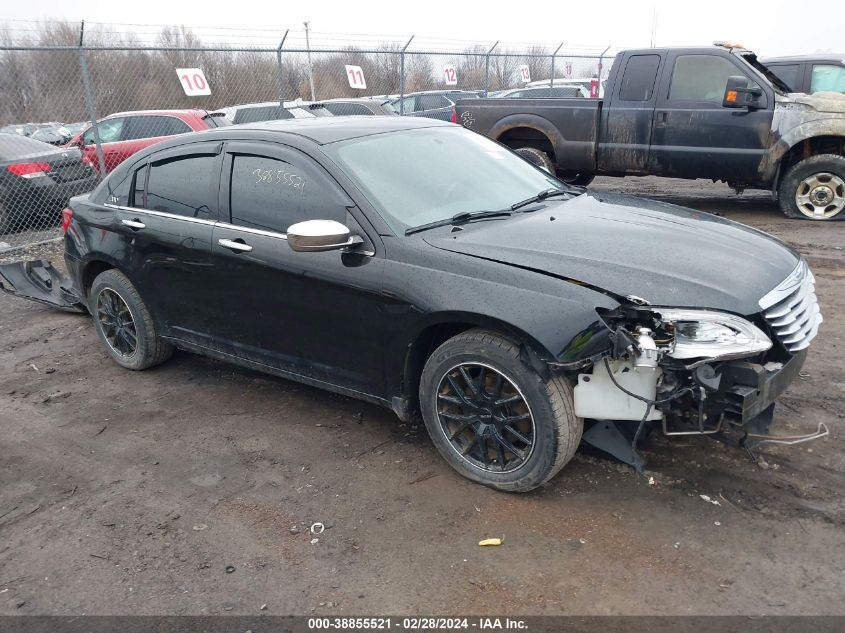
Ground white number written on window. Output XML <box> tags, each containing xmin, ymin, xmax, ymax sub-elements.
<box><xmin>443</xmin><ymin>65</ymin><xmax>458</xmax><ymax>86</ymax></box>
<box><xmin>518</xmin><ymin>65</ymin><xmax>531</xmax><ymax>83</ymax></box>
<box><xmin>345</xmin><ymin>65</ymin><xmax>367</xmax><ymax>90</ymax></box>
<box><xmin>176</xmin><ymin>68</ymin><xmax>211</xmax><ymax>96</ymax></box>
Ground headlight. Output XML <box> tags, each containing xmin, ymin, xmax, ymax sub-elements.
<box><xmin>656</xmin><ymin>308</ymin><xmax>772</xmax><ymax>362</ymax></box>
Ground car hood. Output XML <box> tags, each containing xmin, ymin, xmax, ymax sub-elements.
<box><xmin>424</xmin><ymin>192</ymin><xmax>800</xmax><ymax>315</ymax></box>
<box><xmin>781</xmin><ymin>91</ymin><xmax>845</xmax><ymax>114</ymax></box>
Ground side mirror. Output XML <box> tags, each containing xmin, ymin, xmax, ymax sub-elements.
<box><xmin>723</xmin><ymin>76</ymin><xmax>763</xmax><ymax>109</ymax></box>
<box><xmin>287</xmin><ymin>219</ymin><xmax>362</xmax><ymax>253</ymax></box>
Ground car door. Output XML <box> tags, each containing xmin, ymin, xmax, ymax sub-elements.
<box><xmin>209</xmin><ymin>141</ymin><xmax>386</xmax><ymax>396</ymax></box>
<box><xmin>648</xmin><ymin>52</ymin><xmax>774</xmax><ymax>181</ymax></box>
<box><xmin>597</xmin><ymin>53</ymin><xmax>662</xmax><ymax>174</ymax></box>
<box><xmin>107</xmin><ymin>141</ymin><xmax>223</xmax><ymax>346</ymax></box>
<box><xmin>81</xmin><ymin>117</ymin><xmax>126</xmax><ymax>173</ymax></box>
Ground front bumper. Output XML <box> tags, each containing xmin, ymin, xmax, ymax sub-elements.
<box><xmin>709</xmin><ymin>348</ymin><xmax>807</xmax><ymax>426</ymax></box>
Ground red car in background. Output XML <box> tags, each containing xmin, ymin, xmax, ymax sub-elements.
<box><xmin>66</xmin><ymin>109</ymin><xmax>225</xmax><ymax>174</ymax></box>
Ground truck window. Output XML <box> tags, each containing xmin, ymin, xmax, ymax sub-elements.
<box><xmin>619</xmin><ymin>54</ymin><xmax>660</xmax><ymax>101</ymax></box>
<box><xmin>767</xmin><ymin>63</ymin><xmax>802</xmax><ymax>91</ymax></box>
<box><xmin>810</xmin><ymin>65</ymin><xmax>845</xmax><ymax>93</ymax></box>
<box><xmin>669</xmin><ymin>55</ymin><xmax>745</xmax><ymax>103</ymax></box>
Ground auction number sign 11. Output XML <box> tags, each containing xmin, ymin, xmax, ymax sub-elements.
<box><xmin>345</xmin><ymin>65</ymin><xmax>367</xmax><ymax>90</ymax></box>
<box><xmin>176</xmin><ymin>68</ymin><xmax>212</xmax><ymax>96</ymax></box>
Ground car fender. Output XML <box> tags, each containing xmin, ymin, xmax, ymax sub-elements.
<box><xmin>762</xmin><ymin>114</ymin><xmax>845</xmax><ymax>181</ymax></box>
<box><xmin>488</xmin><ymin>113</ymin><xmax>569</xmax><ymax>162</ymax></box>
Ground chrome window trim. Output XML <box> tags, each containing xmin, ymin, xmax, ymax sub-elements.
<box><xmin>103</xmin><ymin>203</ymin><xmax>217</xmax><ymax>226</ymax></box>
<box><xmin>215</xmin><ymin>221</ymin><xmax>288</xmax><ymax>240</ymax></box>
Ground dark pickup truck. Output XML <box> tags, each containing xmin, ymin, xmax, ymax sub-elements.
<box><xmin>456</xmin><ymin>45</ymin><xmax>845</xmax><ymax>220</ymax></box>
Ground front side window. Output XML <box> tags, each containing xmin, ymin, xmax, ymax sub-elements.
<box><xmin>669</xmin><ymin>55</ymin><xmax>746</xmax><ymax>103</ymax></box>
<box><xmin>84</xmin><ymin>117</ymin><xmax>124</xmax><ymax>145</ymax></box>
<box><xmin>619</xmin><ymin>54</ymin><xmax>660</xmax><ymax>101</ymax></box>
<box><xmin>228</xmin><ymin>153</ymin><xmax>350</xmax><ymax>234</ymax></box>
<box><xmin>810</xmin><ymin>64</ymin><xmax>845</xmax><ymax>93</ymax></box>
<box><xmin>324</xmin><ymin>126</ymin><xmax>568</xmax><ymax>234</ymax></box>
<box><xmin>144</xmin><ymin>154</ymin><xmax>217</xmax><ymax>219</ymax></box>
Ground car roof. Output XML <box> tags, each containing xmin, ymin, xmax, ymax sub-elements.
<box><xmin>762</xmin><ymin>54</ymin><xmax>845</xmax><ymax>63</ymax></box>
<box><xmin>135</xmin><ymin>116</ymin><xmax>452</xmax><ymax>149</ymax></box>
<box><xmin>105</xmin><ymin>109</ymin><xmax>206</xmax><ymax>118</ymax></box>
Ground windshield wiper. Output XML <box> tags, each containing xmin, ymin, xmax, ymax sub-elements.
<box><xmin>404</xmin><ymin>210</ymin><xmax>512</xmax><ymax>235</ymax></box>
<box><xmin>405</xmin><ymin>209</ymin><xmax>511</xmax><ymax>235</ymax></box>
<box><xmin>510</xmin><ymin>188</ymin><xmax>572</xmax><ymax>211</ymax></box>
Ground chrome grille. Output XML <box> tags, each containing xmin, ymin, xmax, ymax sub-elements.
<box><xmin>758</xmin><ymin>260</ymin><xmax>823</xmax><ymax>352</ymax></box>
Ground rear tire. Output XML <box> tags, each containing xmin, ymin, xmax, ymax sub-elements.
<box><xmin>514</xmin><ymin>147</ymin><xmax>555</xmax><ymax>173</ymax></box>
<box><xmin>419</xmin><ymin>328</ymin><xmax>582</xmax><ymax>492</ymax></box>
<box><xmin>89</xmin><ymin>269</ymin><xmax>173</xmax><ymax>370</ymax></box>
<box><xmin>556</xmin><ymin>170</ymin><xmax>595</xmax><ymax>187</ymax></box>
<box><xmin>778</xmin><ymin>154</ymin><xmax>845</xmax><ymax>220</ymax></box>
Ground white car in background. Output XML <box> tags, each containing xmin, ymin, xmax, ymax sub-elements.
<box><xmin>526</xmin><ymin>78</ymin><xmax>606</xmax><ymax>97</ymax></box>
<box><xmin>210</xmin><ymin>101</ymin><xmax>315</xmax><ymax>125</ymax></box>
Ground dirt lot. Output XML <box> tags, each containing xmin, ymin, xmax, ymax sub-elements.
<box><xmin>1</xmin><ymin>177</ymin><xmax>843</xmax><ymax>616</ymax></box>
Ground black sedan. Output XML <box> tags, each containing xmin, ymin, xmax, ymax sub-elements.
<box><xmin>0</xmin><ymin>134</ymin><xmax>99</xmax><ymax>234</ymax></box>
<box><xmin>5</xmin><ymin>117</ymin><xmax>823</xmax><ymax>491</ymax></box>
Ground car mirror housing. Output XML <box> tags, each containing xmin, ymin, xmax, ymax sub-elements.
<box><xmin>287</xmin><ymin>219</ymin><xmax>361</xmax><ymax>253</ymax></box>
<box><xmin>723</xmin><ymin>75</ymin><xmax>763</xmax><ymax>109</ymax></box>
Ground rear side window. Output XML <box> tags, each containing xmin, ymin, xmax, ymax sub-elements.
<box><xmin>619</xmin><ymin>54</ymin><xmax>660</xmax><ymax>101</ymax></box>
<box><xmin>234</xmin><ymin>106</ymin><xmax>292</xmax><ymax>124</ymax></box>
<box><xmin>668</xmin><ymin>55</ymin><xmax>743</xmax><ymax>103</ymax></box>
<box><xmin>324</xmin><ymin>103</ymin><xmax>372</xmax><ymax>116</ymax></box>
<box><xmin>810</xmin><ymin>64</ymin><xmax>845</xmax><ymax>93</ymax></box>
<box><xmin>228</xmin><ymin>153</ymin><xmax>350</xmax><ymax>234</ymax></box>
<box><xmin>418</xmin><ymin>94</ymin><xmax>447</xmax><ymax>110</ymax></box>
<box><xmin>144</xmin><ymin>154</ymin><xmax>217</xmax><ymax>220</ymax></box>
<box><xmin>123</xmin><ymin>116</ymin><xmax>192</xmax><ymax>141</ymax></box>
<box><xmin>767</xmin><ymin>63</ymin><xmax>802</xmax><ymax>91</ymax></box>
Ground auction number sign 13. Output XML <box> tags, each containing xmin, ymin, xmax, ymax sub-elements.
<box><xmin>346</xmin><ymin>65</ymin><xmax>367</xmax><ymax>90</ymax></box>
<box><xmin>443</xmin><ymin>65</ymin><xmax>458</xmax><ymax>86</ymax></box>
<box><xmin>518</xmin><ymin>65</ymin><xmax>531</xmax><ymax>83</ymax></box>
<box><xmin>176</xmin><ymin>68</ymin><xmax>211</xmax><ymax>96</ymax></box>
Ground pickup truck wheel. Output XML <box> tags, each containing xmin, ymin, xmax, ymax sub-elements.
<box><xmin>514</xmin><ymin>147</ymin><xmax>554</xmax><ymax>173</ymax></box>
<box><xmin>419</xmin><ymin>328</ymin><xmax>583</xmax><ymax>493</ymax></box>
<box><xmin>556</xmin><ymin>170</ymin><xmax>595</xmax><ymax>187</ymax></box>
<box><xmin>89</xmin><ymin>269</ymin><xmax>174</xmax><ymax>370</ymax></box>
<box><xmin>779</xmin><ymin>155</ymin><xmax>845</xmax><ymax>220</ymax></box>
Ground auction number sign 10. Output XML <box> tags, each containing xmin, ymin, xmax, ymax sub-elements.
<box><xmin>345</xmin><ymin>65</ymin><xmax>367</xmax><ymax>90</ymax></box>
<box><xmin>176</xmin><ymin>68</ymin><xmax>212</xmax><ymax>96</ymax></box>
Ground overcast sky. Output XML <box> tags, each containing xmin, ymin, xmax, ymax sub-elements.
<box><xmin>2</xmin><ymin>0</ymin><xmax>841</xmax><ymax>57</ymax></box>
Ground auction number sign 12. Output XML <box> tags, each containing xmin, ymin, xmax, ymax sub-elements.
<box><xmin>345</xmin><ymin>65</ymin><xmax>367</xmax><ymax>90</ymax></box>
<box><xmin>176</xmin><ymin>68</ymin><xmax>211</xmax><ymax>96</ymax></box>
<box><xmin>443</xmin><ymin>64</ymin><xmax>458</xmax><ymax>86</ymax></box>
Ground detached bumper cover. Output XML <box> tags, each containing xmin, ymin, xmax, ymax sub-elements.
<box><xmin>0</xmin><ymin>260</ymin><xmax>85</xmax><ymax>312</ymax></box>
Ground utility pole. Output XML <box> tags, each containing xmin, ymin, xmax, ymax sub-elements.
<box><xmin>304</xmin><ymin>20</ymin><xmax>316</xmax><ymax>101</ymax></box>
<box><xmin>650</xmin><ymin>7</ymin><xmax>658</xmax><ymax>48</ymax></box>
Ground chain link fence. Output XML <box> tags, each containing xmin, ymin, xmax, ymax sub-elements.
<box><xmin>0</xmin><ymin>21</ymin><xmax>616</xmax><ymax>255</ymax></box>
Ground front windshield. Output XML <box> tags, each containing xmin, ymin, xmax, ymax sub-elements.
<box><xmin>324</xmin><ymin>126</ymin><xmax>569</xmax><ymax>234</ymax></box>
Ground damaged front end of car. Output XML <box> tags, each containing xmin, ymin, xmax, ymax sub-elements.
<box><xmin>558</xmin><ymin>260</ymin><xmax>828</xmax><ymax>470</ymax></box>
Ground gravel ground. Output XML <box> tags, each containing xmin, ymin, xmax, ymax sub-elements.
<box><xmin>0</xmin><ymin>176</ymin><xmax>843</xmax><ymax>616</ymax></box>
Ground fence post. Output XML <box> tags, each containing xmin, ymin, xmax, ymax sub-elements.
<box><xmin>77</xmin><ymin>21</ymin><xmax>107</xmax><ymax>178</ymax></box>
<box><xmin>399</xmin><ymin>35</ymin><xmax>414</xmax><ymax>115</ymax></box>
<box><xmin>550</xmin><ymin>42</ymin><xmax>564</xmax><ymax>86</ymax></box>
<box><xmin>484</xmin><ymin>40</ymin><xmax>498</xmax><ymax>96</ymax></box>
<box><xmin>276</xmin><ymin>29</ymin><xmax>289</xmax><ymax>107</ymax></box>
<box><xmin>597</xmin><ymin>45</ymin><xmax>611</xmax><ymax>95</ymax></box>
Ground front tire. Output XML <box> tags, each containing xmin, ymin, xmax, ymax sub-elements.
<box><xmin>419</xmin><ymin>329</ymin><xmax>582</xmax><ymax>492</ymax></box>
<box><xmin>89</xmin><ymin>269</ymin><xmax>173</xmax><ymax>370</ymax></box>
<box><xmin>778</xmin><ymin>154</ymin><xmax>845</xmax><ymax>220</ymax></box>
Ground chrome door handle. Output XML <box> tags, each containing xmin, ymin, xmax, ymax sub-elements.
<box><xmin>218</xmin><ymin>238</ymin><xmax>253</xmax><ymax>253</ymax></box>
<box><xmin>121</xmin><ymin>218</ymin><xmax>146</xmax><ymax>230</ymax></box>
